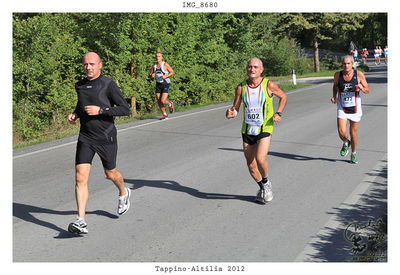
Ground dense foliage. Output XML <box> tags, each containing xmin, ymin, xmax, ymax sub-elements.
<box><xmin>13</xmin><ymin>13</ymin><xmax>387</xmax><ymax>142</ymax></box>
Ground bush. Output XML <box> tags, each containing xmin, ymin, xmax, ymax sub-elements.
<box><xmin>355</xmin><ymin>64</ymin><xmax>370</xmax><ymax>72</ymax></box>
<box><xmin>262</xmin><ymin>38</ymin><xmax>314</xmax><ymax>76</ymax></box>
<box><xmin>320</xmin><ymin>55</ymin><xmax>342</xmax><ymax>71</ymax></box>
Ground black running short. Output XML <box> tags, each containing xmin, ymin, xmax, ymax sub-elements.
<box><xmin>242</xmin><ymin>132</ymin><xmax>271</xmax><ymax>146</ymax></box>
<box><xmin>155</xmin><ymin>82</ymin><xmax>170</xmax><ymax>94</ymax></box>
<box><xmin>75</xmin><ymin>140</ymin><xmax>117</xmax><ymax>170</ymax></box>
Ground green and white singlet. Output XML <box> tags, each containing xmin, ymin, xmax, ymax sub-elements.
<box><xmin>241</xmin><ymin>78</ymin><xmax>274</xmax><ymax>136</ymax></box>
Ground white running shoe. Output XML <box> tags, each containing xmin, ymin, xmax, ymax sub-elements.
<box><xmin>255</xmin><ymin>180</ymin><xmax>273</xmax><ymax>204</ymax></box>
<box><xmin>68</xmin><ymin>216</ymin><xmax>88</xmax><ymax>234</ymax></box>
<box><xmin>118</xmin><ymin>187</ymin><xmax>131</xmax><ymax>215</ymax></box>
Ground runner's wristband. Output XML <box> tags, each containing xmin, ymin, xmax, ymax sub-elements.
<box><xmin>99</xmin><ymin>107</ymin><xmax>110</xmax><ymax>115</ymax></box>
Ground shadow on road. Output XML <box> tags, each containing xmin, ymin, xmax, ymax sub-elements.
<box><xmin>218</xmin><ymin>148</ymin><xmax>350</xmax><ymax>163</ymax></box>
<box><xmin>13</xmin><ymin>203</ymin><xmax>118</xmax><ymax>239</ymax></box>
<box><xmin>124</xmin><ymin>178</ymin><xmax>255</xmax><ymax>203</ymax></box>
<box><xmin>303</xmin><ymin>160</ymin><xmax>387</xmax><ymax>262</ymax></box>
<box><xmin>360</xmin><ymin>64</ymin><xmax>387</xmax><ymax>84</ymax></box>
<box><xmin>364</xmin><ymin>76</ymin><xmax>387</xmax><ymax>84</ymax></box>
<box><xmin>362</xmin><ymin>104</ymin><xmax>387</xmax><ymax>108</ymax></box>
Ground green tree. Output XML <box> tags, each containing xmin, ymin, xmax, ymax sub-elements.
<box><xmin>13</xmin><ymin>12</ymin><xmax>386</xmax><ymax>145</ymax></box>
<box><xmin>346</xmin><ymin>13</ymin><xmax>387</xmax><ymax>49</ymax></box>
<box><xmin>13</xmin><ymin>13</ymin><xmax>84</xmax><ymax>140</ymax></box>
<box><xmin>276</xmin><ymin>13</ymin><xmax>368</xmax><ymax>72</ymax></box>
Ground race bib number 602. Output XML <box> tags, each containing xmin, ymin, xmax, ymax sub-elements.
<box><xmin>245</xmin><ymin>108</ymin><xmax>264</xmax><ymax>126</ymax></box>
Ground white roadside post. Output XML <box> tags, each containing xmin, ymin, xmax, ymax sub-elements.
<box><xmin>292</xmin><ymin>69</ymin><xmax>297</xmax><ymax>85</ymax></box>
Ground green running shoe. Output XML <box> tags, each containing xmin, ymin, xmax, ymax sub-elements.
<box><xmin>351</xmin><ymin>152</ymin><xmax>358</xmax><ymax>164</ymax></box>
<box><xmin>340</xmin><ymin>142</ymin><xmax>349</xmax><ymax>157</ymax></box>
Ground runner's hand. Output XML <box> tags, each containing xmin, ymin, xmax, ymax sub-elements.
<box><xmin>331</xmin><ymin>97</ymin><xmax>337</xmax><ymax>104</ymax></box>
<box><xmin>273</xmin><ymin>113</ymin><xmax>282</xmax><ymax>122</ymax></box>
<box><xmin>226</xmin><ymin>107</ymin><xmax>237</xmax><ymax>119</ymax></box>
<box><xmin>68</xmin><ymin>113</ymin><xmax>78</xmax><ymax>124</ymax></box>
<box><xmin>85</xmin><ymin>105</ymin><xmax>101</xmax><ymax>116</ymax></box>
<box><xmin>356</xmin><ymin>83</ymin><xmax>364</xmax><ymax>92</ymax></box>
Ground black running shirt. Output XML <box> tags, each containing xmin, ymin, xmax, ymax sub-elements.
<box><xmin>338</xmin><ymin>69</ymin><xmax>359</xmax><ymax>114</ymax></box>
<box><xmin>74</xmin><ymin>75</ymin><xmax>130</xmax><ymax>144</ymax></box>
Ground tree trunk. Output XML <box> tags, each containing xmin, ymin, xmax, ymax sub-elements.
<box><xmin>313</xmin><ymin>37</ymin><xmax>320</xmax><ymax>73</ymax></box>
<box><xmin>23</xmin><ymin>58</ymin><xmax>32</xmax><ymax>137</ymax></box>
<box><xmin>23</xmin><ymin>57</ymin><xmax>32</xmax><ymax>115</ymax></box>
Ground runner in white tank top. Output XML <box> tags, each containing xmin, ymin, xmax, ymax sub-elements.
<box><xmin>149</xmin><ymin>52</ymin><xmax>175</xmax><ymax>119</ymax></box>
<box><xmin>331</xmin><ymin>55</ymin><xmax>370</xmax><ymax>163</ymax></box>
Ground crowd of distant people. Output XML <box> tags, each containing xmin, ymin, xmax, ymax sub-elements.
<box><xmin>350</xmin><ymin>45</ymin><xmax>388</xmax><ymax>65</ymax></box>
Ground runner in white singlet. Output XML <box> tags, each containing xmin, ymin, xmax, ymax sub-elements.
<box><xmin>149</xmin><ymin>52</ymin><xmax>175</xmax><ymax>120</ymax></box>
<box><xmin>374</xmin><ymin>46</ymin><xmax>380</xmax><ymax>65</ymax></box>
<box><xmin>331</xmin><ymin>55</ymin><xmax>370</xmax><ymax>164</ymax></box>
<box><xmin>384</xmin><ymin>45</ymin><xmax>388</xmax><ymax>64</ymax></box>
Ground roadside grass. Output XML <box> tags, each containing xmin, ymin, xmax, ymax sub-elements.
<box><xmin>278</xmin><ymin>82</ymin><xmax>310</xmax><ymax>92</ymax></box>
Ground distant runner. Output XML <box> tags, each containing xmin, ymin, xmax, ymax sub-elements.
<box><xmin>149</xmin><ymin>52</ymin><xmax>175</xmax><ymax>120</ymax></box>
<box><xmin>353</xmin><ymin>48</ymin><xmax>358</xmax><ymax>61</ymax></box>
<box><xmin>226</xmin><ymin>58</ymin><xmax>287</xmax><ymax>204</ymax></box>
<box><xmin>331</xmin><ymin>55</ymin><xmax>370</xmax><ymax>164</ymax></box>
<box><xmin>374</xmin><ymin>46</ymin><xmax>380</xmax><ymax>65</ymax></box>
<box><xmin>384</xmin><ymin>45</ymin><xmax>388</xmax><ymax>65</ymax></box>
<box><xmin>361</xmin><ymin>48</ymin><xmax>368</xmax><ymax>64</ymax></box>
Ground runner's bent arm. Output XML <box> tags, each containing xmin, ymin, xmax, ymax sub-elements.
<box><xmin>149</xmin><ymin>65</ymin><xmax>155</xmax><ymax>78</ymax></box>
<box><xmin>268</xmin><ymin>80</ymin><xmax>287</xmax><ymax>122</ymax></box>
<box><xmin>226</xmin><ymin>84</ymin><xmax>242</xmax><ymax>118</ymax></box>
<box><xmin>357</xmin><ymin>71</ymin><xmax>370</xmax><ymax>94</ymax></box>
<box><xmin>331</xmin><ymin>72</ymin><xmax>340</xmax><ymax>104</ymax></box>
<box><xmin>102</xmin><ymin>81</ymin><xmax>131</xmax><ymax>116</ymax></box>
<box><xmin>85</xmin><ymin>82</ymin><xmax>131</xmax><ymax>117</ymax></box>
<box><xmin>162</xmin><ymin>62</ymin><xmax>175</xmax><ymax>79</ymax></box>
<box><xmin>68</xmin><ymin>102</ymin><xmax>79</xmax><ymax>124</ymax></box>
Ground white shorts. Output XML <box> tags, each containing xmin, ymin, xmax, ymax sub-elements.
<box><xmin>337</xmin><ymin>107</ymin><xmax>362</xmax><ymax>122</ymax></box>
<box><xmin>337</xmin><ymin>94</ymin><xmax>362</xmax><ymax>122</ymax></box>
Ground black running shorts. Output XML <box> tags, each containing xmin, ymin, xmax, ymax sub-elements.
<box><xmin>242</xmin><ymin>132</ymin><xmax>271</xmax><ymax>146</ymax></box>
<box><xmin>75</xmin><ymin>140</ymin><xmax>117</xmax><ymax>170</ymax></box>
<box><xmin>155</xmin><ymin>82</ymin><xmax>170</xmax><ymax>94</ymax></box>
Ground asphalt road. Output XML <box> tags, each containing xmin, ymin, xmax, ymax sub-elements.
<box><xmin>13</xmin><ymin>65</ymin><xmax>387</xmax><ymax>263</ymax></box>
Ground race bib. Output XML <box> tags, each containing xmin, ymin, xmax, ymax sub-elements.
<box><xmin>155</xmin><ymin>72</ymin><xmax>163</xmax><ymax>83</ymax></box>
<box><xmin>245</xmin><ymin>107</ymin><xmax>264</xmax><ymax>126</ymax></box>
<box><xmin>341</xmin><ymin>92</ymin><xmax>356</xmax><ymax>107</ymax></box>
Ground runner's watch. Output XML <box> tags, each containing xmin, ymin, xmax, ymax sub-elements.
<box><xmin>275</xmin><ymin>112</ymin><xmax>282</xmax><ymax>117</ymax></box>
